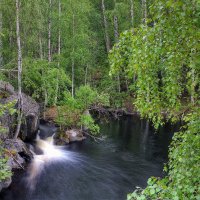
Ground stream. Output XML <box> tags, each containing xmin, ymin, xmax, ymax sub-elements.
<box><xmin>0</xmin><ymin>115</ymin><xmax>178</xmax><ymax>200</ymax></box>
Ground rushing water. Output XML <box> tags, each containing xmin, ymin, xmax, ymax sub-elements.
<box><xmin>0</xmin><ymin>115</ymin><xmax>177</xmax><ymax>200</ymax></box>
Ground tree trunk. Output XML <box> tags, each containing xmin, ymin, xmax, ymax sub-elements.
<box><xmin>48</xmin><ymin>0</ymin><xmax>52</xmax><ymax>63</ymax></box>
<box><xmin>39</xmin><ymin>34</ymin><xmax>43</xmax><ymax>60</ymax></box>
<box><xmin>130</xmin><ymin>0</ymin><xmax>134</xmax><ymax>28</ymax></box>
<box><xmin>101</xmin><ymin>0</ymin><xmax>111</xmax><ymax>53</ymax></box>
<box><xmin>142</xmin><ymin>0</ymin><xmax>149</xmax><ymax>103</ymax></box>
<box><xmin>71</xmin><ymin>13</ymin><xmax>75</xmax><ymax>98</ymax></box>
<box><xmin>142</xmin><ymin>0</ymin><xmax>147</xmax><ymax>25</ymax></box>
<box><xmin>54</xmin><ymin>0</ymin><xmax>61</xmax><ymax>105</ymax></box>
<box><xmin>14</xmin><ymin>0</ymin><xmax>23</xmax><ymax>139</ymax></box>
<box><xmin>191</xmin><ymin>69</ymin><xmax>195</xmax><ymax>105</ymax></box>
<box><xmin>72</xmin><ymin>56</ymin><xmax>74</xmax><ymax>98</ymax></box>
<box><xmin>117</xmin><ymin>74</ymin><xmax>121</xmax><ymax>93</ymax></box>
<box><xmin>85</xmin><ymin>64</ymin><xmax>88</xmax><ymax>86</ymax></box>
<box><xmin>113</xmin><ymin>0</ymin><xmax>119</xmax><ymax>42</ymax></box>
<box><xmin>58</xmin><ymin>0</ymin><xmax>61</xmax><ymax>67</ymax></box>
<box><xmin>113</xmin><ymin>15</ymin><xmax>119</xmax><ymax>42</ymax></box>
<box><xmin>0</xmin><ymin>11</ymin><xmax>3</xmax><ymax>67</ymax></box>
<box><xmin>113</xmin><ymin>0</ymin><xmax>120</xmax><ymax>93</ymax></box>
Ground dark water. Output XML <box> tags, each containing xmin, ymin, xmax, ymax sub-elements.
<box><xmin>0</xmin><ymin>115</ymin><xmax>177</xmax><ymax>200</ymax></box>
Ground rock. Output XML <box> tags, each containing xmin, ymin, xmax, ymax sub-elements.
<box><xmin>3</xmin><ymin>139</ymin><xmax>33</xmax><ymax>169</ymax></box>
<box><xmin>4</xmin><ymin>139</ymin><xmax>26</xmax><ymax>152</ymax></box>
<box><xmin>7</xmin><ymin>154</ymin><xmax>24</xmax><ymax>169</ymax></box>
<box><xmin>0</xmin><ymin>82</ymin><xmax>40</xmax><ymax>140</ymax></box>
<box><xmin>57</xmin><ymin>129</ymin><xmax>86</xmax><ymax>145</ymax></box>
<box><xmin>0</xmin><ymin>177</ymin><xmax>12</xmax><ymax>192</ymax></box>
<box><xmin>0</xmin><ymin>138</ymin><xmax>33</xmax><ymax>192</ymax></box>
<box><xmin>0</xmin><ymin>81</ymin><xmax>15</xmax><ymax>96</ymax></box>
<box><xmin>38</xmin><ymin>122</ymin><xmax>57</xmax><ymax>139</ymax></box>
<box><xmin>65</xmin><ymin>129</ymin><xmax>86</xmax><ymax>142</ymax></box>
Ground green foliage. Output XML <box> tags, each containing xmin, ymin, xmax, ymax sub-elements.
<box><xmin>95</xmin><ymin>92</ymin><xmax>110</xmax><ymax>107</ymax></box>
<box><xmin>109</xmin><ymin>0</ymin><xmax>200</xmax><ymax>128</ymax></box>
<box><xmin>79</xmin><ymin>114</ymin><xmax>100</xmax><ymax>135</ymax></box>
<box><xmin>0</xmin><ymin>156</ymin><xmax>12</xmax><ymax>181</ymax></box>
<box><xmin>56</xmin><ymin>104</ymin><xmax>81</xmax><ymax>128</ymax></box>
<box><xmin>1</xmin><ymin>0</ymin><xmax>145</xmax><ymax>109</ymax></box>
<box><xmin>0</xmin><ymin>102</ymin><xmax>16</xmax><ymax>181</ymax></box>
<box><xmin>75</xmin><ymin>85</ymin><xmax>110</xmax><ymax>109</ymax></box>
<box><xmin>22</xmin><ymin>58</ymin><xmax>71</xmax><ymax>105</ymax></box>
<box><xmin>128</xmin><ymin>108</ymin><xmax>200</xmax><ymax>200</ymax></box>
<box><xmin>75</xmin><ymin>85</ymin><xmax>98</xmax><ymax>110</ymax></box>
<box><xmin>56</xmin><ymin>85</ymin><xmax>109</xmax><ymax>135</ymax></box>
<box><xmin>0</xmin><ymin>101</ymin><xmax>16</xmax><ymax>133</ymax></box>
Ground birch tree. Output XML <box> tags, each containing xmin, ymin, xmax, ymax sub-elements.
<box><xmin>113</xmin><ymin>0</ymin><xmax>119</xmax><ymax>43</ymax></box>
<box><xmin>142</xmin><ymin>0</ymin><xmax>147</xmax><ymax>25</ymax></box>
<box><xmin>14</xmin><ymin>0</ymin><xmax>22</xmax><ymax>139</ymax></box>
<box><xmin>48</xmin><ymin>0</ymin><xmax>52</xmax><ymax>63</ymax></box>
<box><xmin>0</xmin><ymin>10</ymin><xmax>2</xmax><ymax>68</ymax></box>
<box><xmin>130</xmin><ymin>0</ymin><xmax>134</xmax><ymax>29</ymax></box>
<box><xmin>71</xmin><ymin>13</ymin><xmax>75</xmax><ymax>98</ymax></box>
<box><xmin>101</xmin><ymin>0</ymin><xmax>111</xmax><ymax>53</ymax></box>
<box><xmin>54</xmin><ymin>0</ymin><xmax>61</xmax><ymax>105</ymax></box>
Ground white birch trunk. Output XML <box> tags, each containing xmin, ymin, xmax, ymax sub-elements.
<box><xmin>101</xmin><ymin>0</ymin><xmax>111</xmax><ymax>53</ymax></box>
<box><xmin>71</xmin><ymin>13</ymin><xmax>75</xmax><ymax>98</ymax></box>
<box><xmin>130</xmin><ymin>0</ymin><xmax>134</xmax><ymax>28</ymax></box>
<box><xmin>54</xmin><ymin>0</ymin><xmax>61</xmax><ymax>105</ymax></box>
<box><xmin>48</xmin><ymin>0</ymin><xmax>52</xmax><ymax>62</ymax></box>
<box><xmin>142</xmin><ymin>0</ymin><xmax>147</xmax><ymax>25</ymax></box>
<box><xmin>39</xmin><ymin>34</ymin><xmax>43</xmax><ymax>60</ymax></box>
<box><xmin>114</xmin><ymin>0</ymin><xmax>120</xmax><ymax>93</ymax></box>
<box><xmin>14</xmin><ymin>0</ymin><xmax>23</xmax><ymax>139</ymax></box>
<box><xmin>58</xmin><ymin>0</ymin><xmax>61</xmax><ymax>67</ymax></box>
<box><xmin>0</xmin><ymin>10</ymin><xmax>3</xmax><ymax>67</ymax></box>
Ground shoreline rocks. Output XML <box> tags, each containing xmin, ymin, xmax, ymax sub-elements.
<box><xmin>0</xmin><ymin>177</ymin><xmax>12</xmax><ymax>192</ymax></box>
<box><xmin>0</xmin><ymin>138</ymin><xmax>33</xmax><ymax>192</ymax></box>
<box><xmin>0</xmin><ymin>81</ymin><xmax>40</xmax><ymax>140</ymax></box>
<box><xmin>58</xmin><ymin>129</ymin><xmax>86</xmax><ymax>145</ymax></box>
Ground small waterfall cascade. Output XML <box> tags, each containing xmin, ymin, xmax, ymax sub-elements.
<box><xmin>26</xmin><ymin>131</ymin><xmax>75</xmax><ymax>190</ymax></box>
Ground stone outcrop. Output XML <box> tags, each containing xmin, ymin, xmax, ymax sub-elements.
<box><xmin>0</xmin><ymin>177</ymin><xmax>12</xmax><ymax>192</ymax></box>
<box><xmin>0</xmin><ymin>138</ymin><xmax>33</xmax><ymax>192</ymax></box>
<box><xmin>4</xmin><ymin>139</ymin><xmax>32</xmax><ymax>169</ymax></box>
<box><xmin>0</xmin><ymin>81</ymin><xmax>39</xmax><ymax>140</ymax></box>
<box><xmin>58</xmin><ymin>129</ymin><xmax>86</xmax><ymax>144</ymax></box>
<box><xmin>0</xmin><ymin>81</ymin><xmax>15</xmax><ymax>96</ymax></box>
<box><xmin>0</xmin><ymin>82</ymin><xmax>38</xmax><ymax>192</ymax></box>
<box><xmin>38</xmin><ymin>122</ymin><xmax>57</xmax><ymax>139</ymax></box>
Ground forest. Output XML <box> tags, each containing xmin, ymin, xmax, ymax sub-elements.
<box><xmin>0</xmin><ymin>0</ymin><xmax>199</xmax><ymax>200</ymax></box>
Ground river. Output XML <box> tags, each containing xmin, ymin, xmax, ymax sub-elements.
<box><xmin>0</xmin><ymin>115</ymin><xmax>177</xmax><ymax>200</ymax></box>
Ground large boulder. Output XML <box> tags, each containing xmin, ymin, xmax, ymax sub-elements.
<box><xmin>64</xmin><ymin>129</ymin><xmax>86</xmax><ymax>143</ymax></box>
<box><xmin>0</xmin><ymin>177</ymin><xmax>12</xmax><ymax>192</ymax></box>
<box><xmin>38</xmin><ymin>121</ymin><xmax>57</xmax><ymax>139</ymax></box>
<box><xmin>0</xmin><ymin>138</ymin><xmax>33</xmax><ymax>192</ymax></box>
<box><xmin>3</xmin><ymin>139</ymin><xmax>33</xmax><ymax>169</ymax></box>
<box><xmin>0</xmin><ymin>81</ymin><xmax>15</xmax><ymax>96</ymax></box>
<box><xmin>0</xmin><ymin>81</ymin><xmax>40</xmax><ymax>140</ymax></box>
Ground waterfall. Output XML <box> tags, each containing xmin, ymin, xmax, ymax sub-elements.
<box><xmin>26</xmin><ymin>131</ymin><xmax>75</xmax><ymax>190</ymax></box>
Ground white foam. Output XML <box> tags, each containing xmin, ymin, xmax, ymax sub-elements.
<box><xmin>26</xmin><ymin>134</ymin><xmax>75</xmax><ymax>190</ymax></box>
